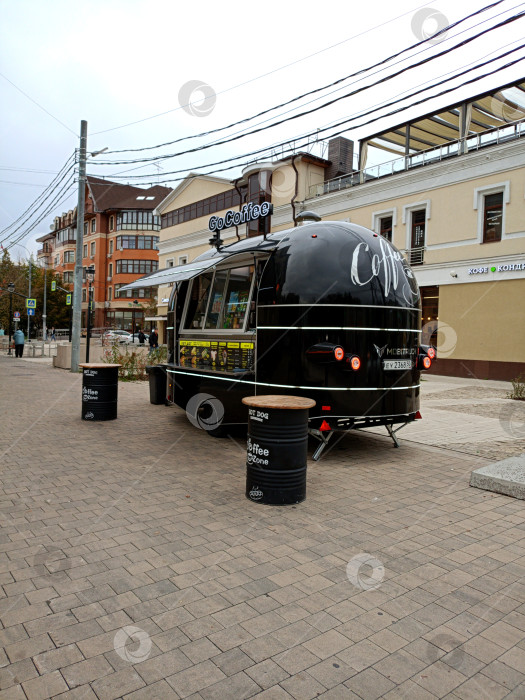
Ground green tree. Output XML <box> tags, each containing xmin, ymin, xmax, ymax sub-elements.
<box><xmin>0</xmin><ymin>252</ymin><xmax>72</xmax><ymax>338</ymax></box>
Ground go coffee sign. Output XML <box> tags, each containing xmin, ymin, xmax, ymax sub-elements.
<box><xmin>209</xmin><ymin>201</ymin><xmax>272</xmax><ymax>232</ymax></box>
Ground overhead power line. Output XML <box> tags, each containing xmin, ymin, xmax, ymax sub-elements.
<box><xmin>0</xmin><ymin>72</ymin><xmax>78</xmax><ymax>137</ymax></box>
<box><xmin>92</xmin><ymin>11</ymin><xmax>525</xmax><ymax>171</ymax></box>
<box><xmin>0</xmin><ymin>157</ymin><xmax>76</xmax><ymax>244</ymax></box>
<box><xmin>92</xmin><ymin>52</ymin><xmax>524</xmax><ymax>188</ymax></box>
<box><xmin>0</xmin><ymin>154</ymin><xmax>75</xmax><ymax>238</ymax></box>
<box><xmin>103</xmin><ymin>0</ymin><xmax>508</xmax><ymax>156</ymax></box>
<box><xmin>4</xmin><ymin>179</ymin><xmax>77</xmax><ymax>252</ymax></box>
<box><xmin>91</xmin><ymin>0</ymin><xmax>439</xmax><ymax>136</ymax></box>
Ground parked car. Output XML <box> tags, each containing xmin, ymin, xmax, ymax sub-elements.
<box><xmin>103</xmin><ymin>330</ymin><xmax>143</xmax><ymax>344</ymax></box>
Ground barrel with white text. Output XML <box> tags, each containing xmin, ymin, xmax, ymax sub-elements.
<box><xmin>245</xmin><ymin>405</ymin><xmax>309</xmax><ymax>505</ymax></box>
<box><xmin>81</xmin><ymin>366</ymin><xmax>119</xmax><ymax>421</ymax></box>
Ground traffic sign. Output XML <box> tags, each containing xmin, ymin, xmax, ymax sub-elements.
<box><xmin>13</xmin><ymin>311</ymin><xmax>20</xmax><ymax>319</ymax></box>
<box><xmin>26</xmin><ymin>298</ymin><xmax>36</xmax><ymax>309</ymax></box>
<box><xmin>27</xmin><ymin>308</ymin><xmax>35</xmax><ymax>316</ymax></box>
<box><xmin>66</xmin><ymin>293</ymin><xmax>72</xmax><ymax>306</ymax></box>
<box><xmin>51</xmin><ymin>281</ymin><xmax>56</xmax><ymax>291</ymax></box>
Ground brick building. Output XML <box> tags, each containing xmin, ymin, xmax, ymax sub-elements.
<box><xmin>37</xmin><ymin>177</ymin><xmax>171</xmax><ymax>330</ymax></box>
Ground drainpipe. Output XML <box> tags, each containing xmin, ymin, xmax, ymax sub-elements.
<box><xmin>290</xmin><ymin>155</ymin><xmax>299</xmax><ymax>227</ymax></box>
<box><xmin>233</xmin><ymin>178</ymin><xmax>243</xmax><ymax>240</ymax></box>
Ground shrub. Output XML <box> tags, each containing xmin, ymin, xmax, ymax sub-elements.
<box><xmin>507</xmin><ymin>372</ymin><xmax>525</xmax><ymax>401</ymax></box>
<box><xmin>102</xmin><ymin>340</ymin><xmax>166</xmax><ymax>381</ymax></box>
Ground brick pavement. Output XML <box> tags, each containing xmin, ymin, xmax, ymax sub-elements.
<box><xmin>0</xmin><ymin>356</ymin><xmax>524</xmax><ymax>699</ymax></box>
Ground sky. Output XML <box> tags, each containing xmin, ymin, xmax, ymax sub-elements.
<box><xmin>0</xmin><ymin>0</ymin><xmax>524</xmax><ymax>259</ymax></box>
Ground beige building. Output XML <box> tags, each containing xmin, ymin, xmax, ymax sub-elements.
<box><xmin>154</xmin><ymin>80</ymin><xmax>525</xmax><ymax>380</ymax></box>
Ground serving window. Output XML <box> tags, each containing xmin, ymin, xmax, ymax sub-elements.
<box><xmin>182</xmin><ymin>264</ymin><xmax>255</xmax><ymax>333</ymax></box>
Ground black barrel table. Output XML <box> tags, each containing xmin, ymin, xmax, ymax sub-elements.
<box><xmin>242</xmin><ymin>395</ymin><xmax>315</xmax><ymax>505</ymax></box>
<box><xmin>79</xmin><ymin>363</ymin><xmax>121</xmax><ymax>421</ymax></box>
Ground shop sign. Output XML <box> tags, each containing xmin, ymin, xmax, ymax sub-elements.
<box><xmin>209</xmin><ymin>201</ymin><xmax>273</xmax><ymax>232</ymax></box>
<box><xmin>468</xmin><ymin>263</ymin><xmax>525</xmax><ymax>275</ymax></box>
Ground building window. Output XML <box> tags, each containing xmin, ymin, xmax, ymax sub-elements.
<box><xmin>63</xmin><ymin>271</ymin><xmax>74</xmax><ymax>284</ymax></box>
<box><xmin>473</xmin><ymin>181</ymin><xmax>509</xmax><ymax>243</ymax></box>
<box><xmin>380</xmin><ymin>216</ymin><xmax>393</xmax><ymax>242</ymax></box>
<box><xmin>54</xmin><ymin>255</ymin><xmax>60</xmax><ymax>265</ymax></box>
<box><xmin>483</xmin><ymin>193</ymin><xmax>503</xmax><ymax>243</ymax></box>
<box><xmin>105</xmin><ymin>310</ymin><xmax>145</xmax><ymax>330</ymax></box>
<box><xmin>64</xmin><ymin>250</ymin><xmax>75</xmax><ymax>263</ymax></box>
<box><xmin>116</xmin><ymin>211</ymin><xmax>160</xmax><ymax>231</ymax></box>
<box><xmin>178</xmin><ymin>256</ymin><xmax>188</xmax><ymax>265</ymax></box>
<box><xmin>90</xmin><ymin>242</ymin><xmax>96</xmax><ymax>256</ymax></box>
<box><xmin>82</xmin><ymin>288</ymin><xmax>87</xmax><ymax>302</ymax></box>
<box><xmin>161</xmin><ymin>188</ymin><xmax>245</xmax><ymax>228</ymax></box>
<box><xmin>84</xmin><ymin>223</ymin><xmax>88</xmax><ymax>236</ymax></box>
<box><xmin>91</xmin><ymin>219</ymin><xmax>96</xmax><ymax>233</ymax></box>
<box><xmin>166</xmin><ymin>259</ymin><xmax>174</xmax><ymax>268</ymax></box>
<box><xmin>108</xmin><ymin>287</ymin><xmax>112</xmax><ymax>301</ymax></box>
<box><xmin>410</xmin><ymin>210</ymin><xmax>426</xmax><ymax>265</ymax></box>
<box><xmin>109</xmin><ymin>215</ymin><xmax>115</xmax><ymax>231</ymax></box>
<box><xmin>247</xmin><ymin>171</ymin><xmax>271</xmax><ymax>237</ymax></box>
<box><xmin>108</xmin><ymin>263</ymin><xmax>113</xmax><ymax>278</ymax></box>
<box><xmin>402</xmin><ymin>201</ymin><xmax>430</xmax><ymax>266</ymax></box>
<box><xmin>83</xmin><ymin>244</ymin><xmax>87</xmax><ymax>258</ymax></box>
<box><xmin>116</xmin><ymin>235</ymin><xmax>159</xmax><ymax>249</ymax></box>
<box><xmin>109</xmin><ymin>239</ymin><xmax>114</xmax><ymax>255</ymax></box>
<box><xmin>116</xmin><ymin>259</ymin><xmax>158</xmax><ymax>274</ymax></box>
<box><xmin>114</xmin><ymin>284</ymin><xmax>153</xmax><ymax>299</ymax></box>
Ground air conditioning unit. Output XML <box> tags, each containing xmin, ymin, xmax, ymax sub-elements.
<box><xmin>90</xmin><ymin>255</ymin><xmax>95</xmax><ymax>259</ymax></box>
<box><xmin>104</xmin><ymin>301</ymin><xmax>110</xmax><ymax>308</ymax></box>
<box><xmin>107</xmin><ymin>253</ymin><xmax>112</xmax><ymax>258</ymax></box>
<box><xmin>107</xmin><ymin>276</ymin><xmax>112</xmax><ymax>281</ymax></box>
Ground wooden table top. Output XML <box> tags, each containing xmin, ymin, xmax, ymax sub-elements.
<box><xmin>242</xmin><ymin>395</ymin><xmax>316</xmax><ymax>410</ymax></box>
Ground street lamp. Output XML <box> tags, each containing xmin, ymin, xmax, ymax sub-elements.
<box><xmin>129</xmin><ymin>299</ymin><xmax>140</xmax><ymax>342</ymax></box>
<box><xmin>86</xmin><ymin>265</ymin><xmax>95</xmax><ymax>362</ymax></box>
<box><xmin>7</xmin><ymin>283</ymin><xmax>14</xmax><ymax>356</ymax></box>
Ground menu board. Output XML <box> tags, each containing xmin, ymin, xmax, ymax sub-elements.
<box><xmin>179</xmin><ymin>339</ymin><xmax>254</xmax><ymax>372</ymax></box>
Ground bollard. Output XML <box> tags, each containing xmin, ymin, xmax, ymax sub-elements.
<box><xmin>79</xmin><ymin>363</ymin><xmax>121</xmax><ymax>421</ymax></box>
<box><xmin>242</xmin><ymin>395</ymin><xmax>315</xmax><ymax>505</ymax></box>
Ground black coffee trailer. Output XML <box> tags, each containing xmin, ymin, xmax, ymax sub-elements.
<box><xmin>122</xmin><ymin>214</ymin><xmax>435</xmax><ymax>459</ymax></box>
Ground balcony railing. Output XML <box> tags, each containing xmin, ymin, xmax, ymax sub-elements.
<box><xmin>57</xmin><ymin>238</ymin><xmax>77</xmax><ymax>247</ymax></box>
<box><xmin>309</xmin><ymin>118</ymin><xmax>525</xmax><ymax>198</ymax></box>
<box><xmin>406</xmin><ymin>247</ymin><xmax>425</xmax><ymax>266</ymax></box>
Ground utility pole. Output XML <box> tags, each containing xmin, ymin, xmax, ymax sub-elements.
<box><xmin>27</xmin><ymin>257</ymin><xmax>32</xmax><ymax>342</ymax></box>
<box><xmin>86</xmin><ymin>265</ymin><xmax>95</xmax><ymax>362</ymax></box>
<box><xmin>71</xmin><ymin>120</ymin><xmax>87</xmax><ymax>373</ymax></box>
<box><xmin>8</xmin><ymin>283</ymin><xmax>14</xmax><ymax>355</ymax></box>
<box><xmin>42</xmin><ymin>264</ymin><xmax>47</xmax><ymax>341</ymax></box>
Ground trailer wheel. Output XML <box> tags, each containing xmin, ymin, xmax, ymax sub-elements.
<box><xmin>186</xmin><ymin>393</ymin><xmax>225</xmax><ymax>435</ymax></box>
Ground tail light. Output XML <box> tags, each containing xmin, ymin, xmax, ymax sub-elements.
<box><xmin>319</xmin><ymin>420</ymin><xmax>331</xmax><ymax>432</ymax></box>
<box><xmin>418</xmin><ymin>344</ymin><xmax>436</xmax><ymax>369</ymax></box>
<box><xmin>347</xmin><ymin>355</ymin><xmax>361</xmax><ymax>370</ymax></box>
<box><xmin>306</xmin><ymin>343</ymin><xmax>345</xmax><ymax>364</ymax></box>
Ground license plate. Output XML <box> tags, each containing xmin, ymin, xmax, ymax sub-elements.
<box><xmin>383</xmin><ymin>359</ymin><xmax>413</xmax><ymax>370</ymax></box>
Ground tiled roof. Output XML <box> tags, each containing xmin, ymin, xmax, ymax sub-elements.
<box><xmin>86</xmin><ymin>176</ymin><xmax>172</xmax><ymax>212</ymax></box>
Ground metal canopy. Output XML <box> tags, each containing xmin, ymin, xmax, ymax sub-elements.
<box><xmin>119</xmin><ymin>230</ymin><xmax>286</xmax><ymax>291</ymax></box>
<box><xmin>363</xmin><ymin>80</ymin><xmax>525</xmax><ymax>158</ymax></box>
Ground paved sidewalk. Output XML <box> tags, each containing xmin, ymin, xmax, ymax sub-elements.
<box><xmin>0</xmin><ymin>358</ymin><xmax>524</xmax><ymax>699</ymax></box>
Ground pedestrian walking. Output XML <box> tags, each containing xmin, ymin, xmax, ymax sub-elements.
<box><xmin>13</xmin><ymin>328</ymin><xmax>25</xmax><ymax>358</ymax></box>
<box><xmin>50</xmin><ymin>326</ymin><xmax>56</xmax><ymax>341</ymax></box>
<box><xmin>148</xmin><ymin>328</ymin><xmax>158</xmax><ymax>353</ymax></box>
<box><xmin>138</xmin><ymin>329</ymin><xmax>145</xmax><ymax>345</ymax></box>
